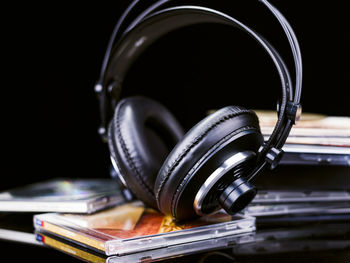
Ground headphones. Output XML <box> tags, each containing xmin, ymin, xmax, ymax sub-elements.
<box><xmin>95</xmin><ymin>0</ymin><xmax>303</xmax><ymax>220</ymax></box>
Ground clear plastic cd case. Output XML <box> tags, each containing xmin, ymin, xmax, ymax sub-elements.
<box><xmin>34</xmin><ymin>201</ymin><xmax>255</xmax><ymax>256</ymax></box>
<box><xmin>0</xmin><ymin>178</ymin><xmax>125</xmax><ymax>213</ymax></box>
<box><xmin>36</xmin><ymin>230</ymin><xmax>255</xmax><ymax>263</ymax></box>
<box><xmin>252</xmin><ymin>190</ymin><xmax>350</xmax><ymax>204</ymax></box>
<box><xmin>244</xmin><ymin>202</ymin><xmax>350</xmax><ymax>217</ymax></box>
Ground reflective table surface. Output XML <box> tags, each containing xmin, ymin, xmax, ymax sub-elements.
<box><xmin>1</xmin><ymin>213</ymin><xmax>350</xmax><ymax>263</ymax></box>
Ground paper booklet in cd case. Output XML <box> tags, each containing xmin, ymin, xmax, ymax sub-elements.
<box><xmin>256</xmin><ymin>110</ymin><xmax>350</xmax><ymax>166</ymax></box>
<box><xmin>256</xmin><ymin>110</ymin><xmax>350</xmax><ymax>147</ymax></box>
<box><xmin>0</xmin><ymin>178</ymin><xmax>125</xmax><ymax>213</ymax></box>
<box><xmin>206</xmin><ymin>110</ymin><xmax>350</xmax><ymax>147</ymax></box>
<box><xmin>33</xmin><ymin>201</ymin><xmax>255</xmax><ymax>257</ymax></box>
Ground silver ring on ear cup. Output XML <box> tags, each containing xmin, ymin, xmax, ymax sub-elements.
<box><xmin>110</xmin><ymin>155</ymin><xmax>128</xmax><ymax>188</ymax></box>
<box><xmin>193</xmin><ymin>150</ymin><xmax>256</xmax><ymax>216</ymax></box>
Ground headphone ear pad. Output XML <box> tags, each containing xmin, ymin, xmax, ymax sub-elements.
<box><xmin>154</xmin><ymin>106</ymin><xmax>263</xmax><ymax>219</ymax></box>
<box><xmin>108</xmin><ymin>96</ymin><xmax>184</xmax><ymax>209</ymax></box>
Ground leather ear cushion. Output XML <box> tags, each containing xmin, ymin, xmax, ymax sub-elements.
<box><xmin>154</xmin><ymin>106</ymin><xmax>261</xmax><ymax>216</ymax></box>
<box><xmin>108</xmin><ymin>96</ymin><xmax>184</xmax><ymax>209</ymax></box>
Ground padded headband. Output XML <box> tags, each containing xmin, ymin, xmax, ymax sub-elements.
<box><xmin>104</xmin><ymin>6</ymin><xmax>292</xmax><ymax>92</ymax></box>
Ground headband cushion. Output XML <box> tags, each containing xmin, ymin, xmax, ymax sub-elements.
<box><xmin>108</xmin><ymin>96</ymin><xmax>184</xmax><ymax>209</ymax></box>
<box><xmin>154</xmin><ymin>106</ymin><xmax>263</xmax><ymax>218</ymax></box>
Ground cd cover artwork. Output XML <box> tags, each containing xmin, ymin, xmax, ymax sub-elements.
<box><xmin>34</xmin><ymin>202</ymin><xmax>255</xmax><ymax>256</ymax></box>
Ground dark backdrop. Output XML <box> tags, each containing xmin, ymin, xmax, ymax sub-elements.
<box><xmin>2</xmin><ymin>0</ymin><xmax>349</xmax><ymax>191</ymax></box>
<box><xmin>1</xmin><ymin>1</ymin><xmax>349</xmax><ymax>261</ymax></box>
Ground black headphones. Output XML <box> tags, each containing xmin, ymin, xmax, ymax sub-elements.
<box><xmin>95</xmin><ymin>0</ymin><xmax>303</xmax><ymax>220</ymax></box>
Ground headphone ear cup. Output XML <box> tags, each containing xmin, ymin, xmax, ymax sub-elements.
<box><xmin>154</xmin><ymin>106</ymin><xmax>264</xmax><ymax>220</ymax></box>
<box><xmin>108</xmin><ymin>96</ymin><xmax>184</xmax><ymax>209</ymax></box>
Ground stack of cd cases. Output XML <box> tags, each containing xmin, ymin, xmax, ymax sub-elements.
<box><xmin>32</xmin><ymin>190</ymin><xmax>350</xmax><ymax>262</ymax></box>
<box><xmin>33</xmin><ymin>201</ymin><xmax>256</xmax><ymax>262</ymax></box>
<box><xmin>244</xmin><ymin>189</ymin><xmax>350</xmax><ymax>226</ymax></box>
<box><xmin>0</xmin><ymin>178</ymin><xmax>254</xmax><ymax>262</ymax></box>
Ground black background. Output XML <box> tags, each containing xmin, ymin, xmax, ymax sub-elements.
<box><xmin>2</xmin><ymin>0</ymin><xmax>349</xmax><ymax>191</ymax></box>
<box><xmin>1</xmin><ymin>1</ymin><xmax>349</xmax><ymax>261</ymax></box>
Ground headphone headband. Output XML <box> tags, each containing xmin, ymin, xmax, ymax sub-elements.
<box><xmin>105</xmin><ymin>5</ymin><xmax>291</xmax><ymax>90</ymax></box>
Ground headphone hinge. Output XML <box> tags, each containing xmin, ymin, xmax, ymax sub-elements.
<box><xmin>286</xmin><ymin>101</ymin><xmax>302</xmax><ymax>125</ymax></box>
<box><xmin>94</xmin><ymin>79</ymin><xmax>123</xmax><ymax>142</ymax></box>
<box><xmin>94</xmin><ymin>82</ymin><xmax>108</xmax><ymax>142</ymax></box>
<box><xmin>265</xmin><ymin>147</ymin><xmax>284</xmax><ymax>170</ymax></box>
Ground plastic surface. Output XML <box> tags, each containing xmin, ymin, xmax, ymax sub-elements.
<box><xmin>33</xmin><ymin>201</ymin><xmax>255</xmax><ymax>256</ymax></box>
<box><xmin>0</xmin><ymin>178</ymin><xmax>125</xmax><ymax>214</ymax></box>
